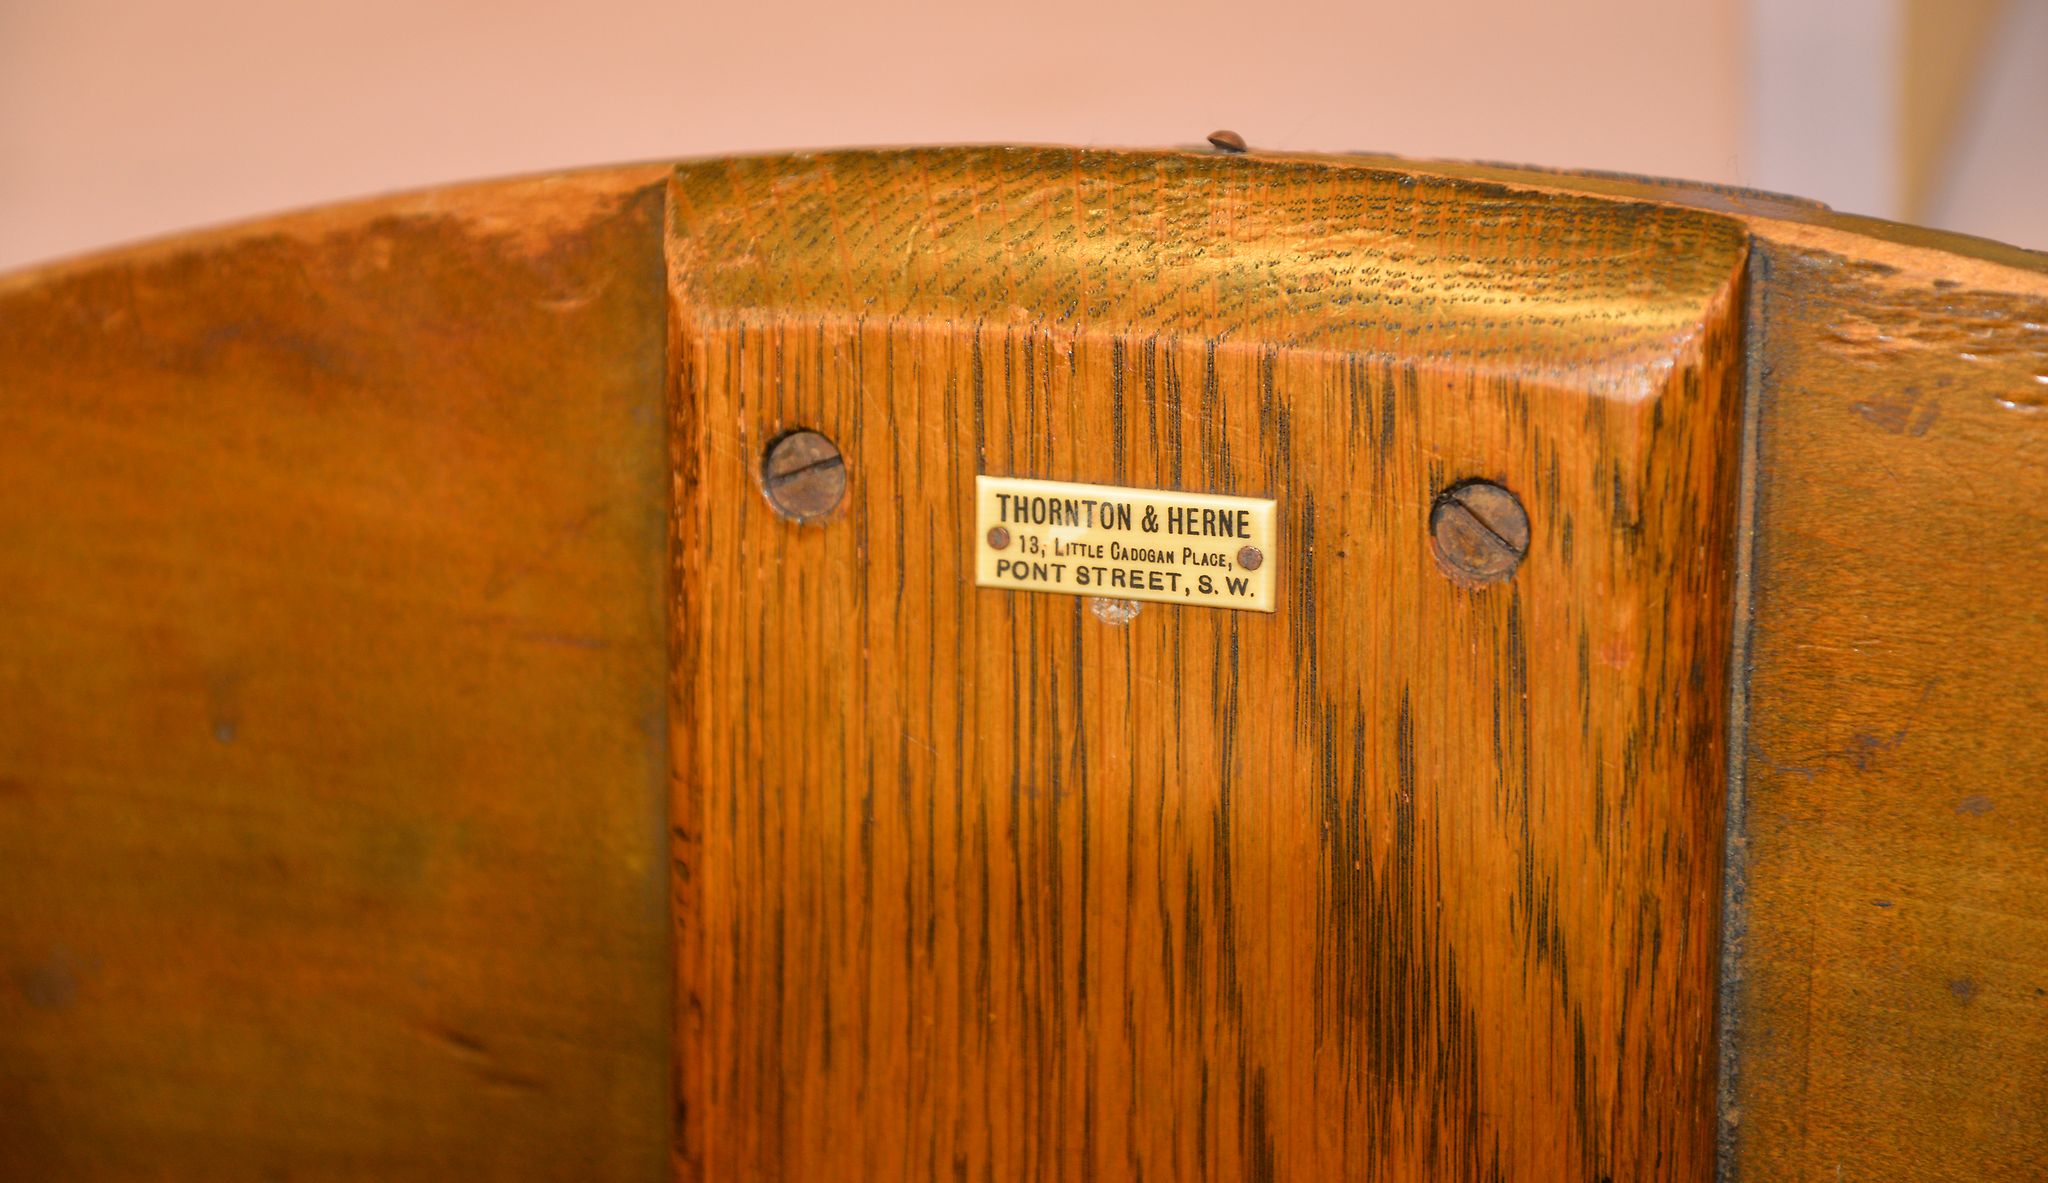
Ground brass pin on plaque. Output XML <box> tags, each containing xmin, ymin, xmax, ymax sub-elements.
<box><xmin>974</xmin><ymin>475</ymin><xmax>1278</xmax><ymax>612</ymax></box>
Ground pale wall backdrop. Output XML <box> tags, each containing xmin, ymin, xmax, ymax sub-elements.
<box><xmin>1</xmin><ymin>0</ymin><xmax>2041</xmax><ymax>270</ymax></box>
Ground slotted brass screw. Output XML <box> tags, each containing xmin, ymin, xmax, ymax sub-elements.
<box><xmin>762</xmin><ymin>430</ymin><xmax>846</xmax><ymax>522</ymax></box>
<box><xmin>1429</xmin><ymin>480</ymin><xmax>1529</xmax><ymax>585</ymax></box>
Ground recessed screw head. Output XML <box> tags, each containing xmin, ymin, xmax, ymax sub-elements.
<box><xmin>1207</xmin><ymin>129</ymin><xmax>1248</xmax><ymax>153</ymax></box>
<box><xmin>1237</xmin><ymin>545</ymin><xmax>1264</xmax><ymax>571</ymax></box>
<box><xmin>762</xmin><ymin>429</ymin><xmax>846</xmax><ymax>522</ymax></box>
<box><xmin>1429</xmin><ymin>480</ymin><xmax>1529</xmax><ymax>585</ymax></box>
<box><xmin>987</xmin><ymin>526</ymin><xmax>1012</xmax><ymax>550</ymax></box>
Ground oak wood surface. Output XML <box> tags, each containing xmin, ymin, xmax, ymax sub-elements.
<box><xmin>1350</xmin><ymin>148</ymin><xmax>2048</xmax><ymax>1182</ymax></box>
<box><xmin>2</xmin><ymin>144</ymin><xmax>2046</xmax><ymax>1182</ymax></box>
<box><xmin>668</xmin><ymin>148</ymin><xmax>1749</xmax><ymax>1181</ymax></box>
<box><xmin>1723</xmin><ymin>236</ymin><xmax>2048</xmax><ymax>1181</ymax></box>
<box><xmin>0</xmin><ymin>169</ymin><xmax>676</xmax><ymax>1179</ymax></box>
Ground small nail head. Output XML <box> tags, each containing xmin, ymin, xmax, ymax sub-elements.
<box><xmin>1237</xmin><ymin>545</ymin><xmax>1264</xmax><ymax>571</ymax></box>
<box><xmin>1208</xmin><ymin>129</ymin><xmax>1248</xmax><ymax>153</ymax></box>
<box><xmin>987</xmin><ymin>525</ymin><xmax>1011</xmax><ymax>550</ymax></box>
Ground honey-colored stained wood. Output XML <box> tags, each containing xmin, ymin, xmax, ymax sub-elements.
<box><xmin>667</xmin><ymin>148</ymin><xmax>1750</xmax><ymax>1181</ymax></box>
<box><xmin>1723</xmin><ymin>240</ymin><xmax>2048</xmax><ymax>1179</ymax></box>
<box><xmin>0</xmin><ymin>170</ymin><xmax>676</xmax><ymax>1178</ymax></box>
<box><xmin>1326</xmin><ymin>149</ymin><xmax>2048</xmax><ymax>1181</ymax></box>
<box><xmin>3</xmin><ymin>143</ymin><xmax>2046</xmax><ymax>1182</ymax></box>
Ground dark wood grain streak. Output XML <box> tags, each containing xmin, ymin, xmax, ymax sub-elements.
<box><xmin>3</xmin><ymin>143</ymin><xmax>2044</xmax><ymax>1181</ymax></box>
<box><xmin>1230</xmin><ymin>148</ymin><xmax>2048</xmax><ymax>1183</ymax></box>
<box><xmin>667</xmin><ymin>147</ymin><xmax>1748</xmax><ymax>1181</ymax></box>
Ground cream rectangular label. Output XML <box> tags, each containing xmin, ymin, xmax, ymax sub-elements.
<box><xmin>974</xmin><ymin>476</ymin><xmax>1277</xmax><ymax>612</ymax></box>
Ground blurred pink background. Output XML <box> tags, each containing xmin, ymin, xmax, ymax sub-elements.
<box><xmin>2</xmin><ymin>0</ymin><xmax>2043</xmax><ymax>270</ymax></box>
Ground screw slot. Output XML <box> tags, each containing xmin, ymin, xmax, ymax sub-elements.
<box><xmin>1429</xmin><ymin>480</ymin><xmax>1528</xmax><ymax>585</ymax></box>
<box><xmin>762</xmin><ymin>430</ymin><xmax>846</xmax><ymax>523</ymax></box>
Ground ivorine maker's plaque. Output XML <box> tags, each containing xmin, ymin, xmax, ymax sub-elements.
<box><xmin>974</xmin><ymin>476</ymin><xmax>1278</xmax><ymax>612</ymax></box>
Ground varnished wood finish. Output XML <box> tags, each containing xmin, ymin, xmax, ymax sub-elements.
<box><xmin>3</xmin><ymin>145</ymin><xmax>2047</xmax><ymax>1181</ymax></box>
<box><xmin>668</xmin><ymin>149</ymin><xmax>1748</xmax><ymax>1181</ymax></box>
<box><xmin>0</xmin><ymin>171</ymin><xmax>676</xmax><ymax>1178</ymax></box>
<box><xmin>1318</xmin><ymin>151</ymin><xmax>2048</xmax><ymax>1181</ymax></box>
<box><xmin>1725</xmin><ymin>238</ymin><xmax>2048</xmax><ymax>1179</ymax></box>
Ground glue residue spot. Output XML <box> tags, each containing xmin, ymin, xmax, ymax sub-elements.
<box><xmin>1089</xmin><ymin>598</ymin><xmax>1142</xmax><ymax>626</ymax></box>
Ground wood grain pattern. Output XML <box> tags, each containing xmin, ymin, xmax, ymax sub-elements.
<box><xmin>3</xmin><ymin>143</ymin><xmax>2047</xmax><ymax>1181</ymax></box>
<box><xmin>1184</xmin><ymin>150</ymin><xmax>2048</xmax><ymax>1181</ymax></box>
<box><xmin>0</xmin><ymin>169</ymin><xmax>676</xmax><ymax>1179</ymax></box>
<box><xmin>667</xmin><ymin>148</ymin><xmax>1749</xmax><ymax>1181</ymax></box>
<box><xmin>1721</xmin><ymin>238</ymin><xmax>2048</xmax><ymax>1180</ymax></box>
<box><xmin>1347</xmin><ymin>150</ymin><xmax>2048</xmax><ymax>1181</ymax></box>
